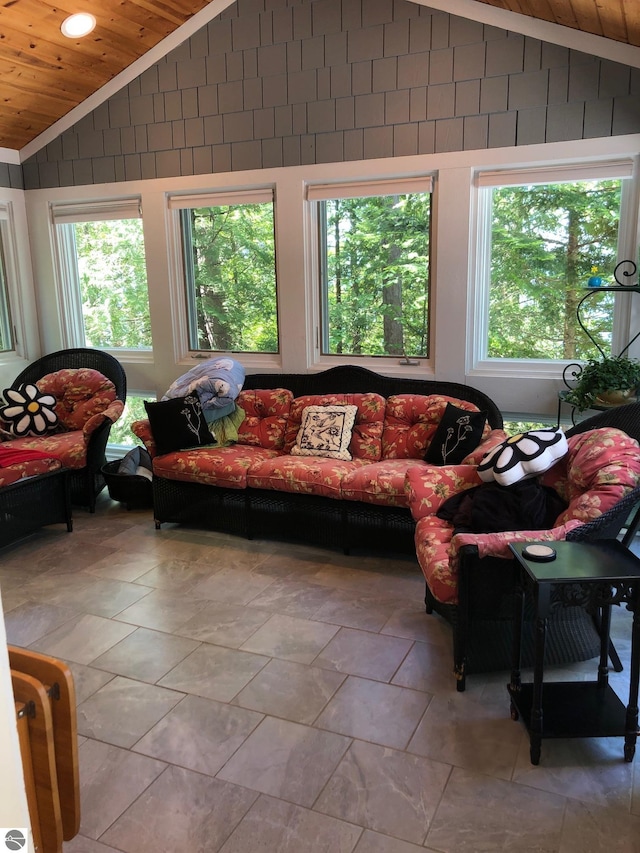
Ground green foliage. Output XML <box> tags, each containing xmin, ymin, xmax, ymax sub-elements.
<box><xmin>74</xmin><ymin>219</ymin><xmax>151</xmax><ymax>348</ymax></box>
<box><xmin>109</xmin><ymin>396</ymin><xmax>148</xmax><ymax>447</ymax></box>
<box><xmin>488</xmin><ymin>180</ymin><xmax>621</xmax><ymax>360</ymax></box>
<box><xmin>184</xmin><ymin>203</ymin><xmax>278</xmax><ymax>353</ymax></box>
<box><xmin>564</xmin><ymin>355</ymin><xmax>640</xmax><ymax>411</ymax></box>
<box><xmin>323</xmin><ymin>194</ymin><xmax>430</xmax><ymax>357</ymax></box>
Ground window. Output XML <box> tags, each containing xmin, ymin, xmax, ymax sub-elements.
<box><xmin>0</xmin><ymin>210</ymin><xmax>14</xmax><ymax>353</ymax></box>
<box><xmin>109</xmin><ymin>395</ymin><xmax>148</xmax><ymax>448</ymax></box>
<box><xmin>170</xmin><ymin>190</ymin><xmax>278</xmax><ymax>353</ymax></box>
<box><xmin>475</xmin><ymin>162</ymin><xmax>633</xmax><ymax>363</ymax></box>
<box><xmin>51</xmin><ymin>199</ymin><xmax>151</xmax><ymax>350</ymax></box>
<box><xmin>309</xmin><ymin>179</ymin><xmax>432</xmax><ymax>359</ymax></box>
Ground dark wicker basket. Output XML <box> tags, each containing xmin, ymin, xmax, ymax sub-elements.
<box><xmin>102</xmin><ymin>459</ymin><xmax>153</xmax><ymax>509</ymax></box>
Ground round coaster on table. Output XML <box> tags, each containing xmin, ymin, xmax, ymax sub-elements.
<box><xmin>522</xmin><ymin>544</ymin><xmax>557</xmax><ymax>562</ymax></box>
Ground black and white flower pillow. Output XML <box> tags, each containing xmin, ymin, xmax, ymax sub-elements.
<box><xmin>1</xmin><ymin>384</ymin><xmax>58</xmax><ymax>437</ymax></box>
<box><xmin>478</xmin><ymin>428</ymin><xmax>568</xmax><ymax>486</ymax></box>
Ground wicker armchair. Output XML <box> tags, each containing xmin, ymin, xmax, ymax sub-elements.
<box><xmin>11</xmin><ymin>348</ymin><xmax>127</xmax><ymax>512</ymax></box>
<box><xmin>411</xmin><ymin>406</ymin><xmax>640</xmax><ymax>691</ymax></box>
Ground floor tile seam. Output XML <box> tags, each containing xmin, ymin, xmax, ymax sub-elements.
<box><xmin>76</xmin><ymin>672</ymin><xmax>190</xmax><ymax>730</ymax></box>
<box><xmin>215</xmin><ymin>713</ymin><xmax>355</xmax><ymax>801</ymax></box>
<box><xmin>4</xmin><ymin>605</ymin><xmax>88</xmax><ymax>648</ymax></box>
<box><xmin>127</xmin><ymin>700</ymin><xmax>265</xmax><ymax>774</ymax></box>
<box><xmin>306</xmin><ymin>735</ymin><xmax>435</xmax><ymax>846</ymax></box>
<box><xmin>86</xmin><ymin>748</ymin><xmax>171</xmax><ymax>846</ymax></box>
<box><xmin>510</xmin><ymin>772</ymin><xmax>638</xmax><ymax>816</ymax></box>
<box><xmin>308</xmin><ymin>640</ymin><xmax>430</xmax><ymax>689</ymax></box>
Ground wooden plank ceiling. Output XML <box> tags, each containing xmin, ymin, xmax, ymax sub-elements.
<box><xmin>0</xmin><ymin>0</ymin><xmax>637</xmax><ymax>152</ymax></box>
<box><xmin>0</xmin><ymin>0</ymin><xmax>213</xmax><ymax>150</ymax></box>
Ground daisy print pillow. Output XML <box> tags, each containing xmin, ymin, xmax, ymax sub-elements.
<box><xmin>477</xmin><ymin>428</ymin><xmax>568</xmax><ymax>487</ymax></box>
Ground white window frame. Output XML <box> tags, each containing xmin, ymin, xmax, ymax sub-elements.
<box><xmin>305</xmin><ymin>176</ymin><xmax>434</xmax><ymax>370</ymax></box>
<box><xmin>166</xmin><ymin>187</ymin><xmax>281</xmax><ymax>368</ymax></box>
<box><xmin>0</xmin><ymin>202</ymin><xmax>23</xmax><ymax>355</ymax></box>
<box><xmin>50</xmin><ymin>197</ymin><xmax>152</xmax><ymax>359</ymax></box>
<box><xmin>468</xmin><ymin>158</ymin><xmax>639</xmax><ymax>378</ymax></box>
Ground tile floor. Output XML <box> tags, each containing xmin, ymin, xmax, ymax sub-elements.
<box><xmin>2</xmin><ymin>495</ymin><xmax>640</xmax><ymax>852</ymax></box>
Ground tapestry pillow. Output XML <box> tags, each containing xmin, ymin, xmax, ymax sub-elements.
<box><xmin>477</xmin><ymin>427</ymin><xmax>568</xmax><ymax>487</ymax></box>
<box><xmin>290</xmin><ymin>404</ymin><xmax>358</xmax><ymax>461</ymax></box>
<box><xmin>1</xmin><ymin>384</ymin><xmax>59</xmax><ymax>437</ymax></box>
<box><xmin>424</xmin><ymin>402</ymin><xmax>487</xmax><ymax>465</ymax></box>
<box><xmin>144</xmin><ymin>394</ymin><xmax>213</xmax><ymax>456</ymax></box>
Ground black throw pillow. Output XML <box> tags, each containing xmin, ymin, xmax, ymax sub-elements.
<box><xmin>144</xmin><ymin>394</ymin><xmax>213</xmax><ymax>456</ymax></box>
<box><xmin>425</xmin><ymin>402</ymin><xmax>487</xmax><ymax>465</ymax></box>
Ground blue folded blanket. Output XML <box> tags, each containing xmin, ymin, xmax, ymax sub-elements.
<box><xmin>162</xmin><ymin>357</ymin><xmax>245</xmax><ymax>422</ymax></box>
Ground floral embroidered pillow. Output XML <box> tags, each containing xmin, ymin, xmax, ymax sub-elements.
<box><xmin>424</xmin><ymin>403</ymin><xmax>487</xmax><ymax>466</ymax></box>
<box><xmin>290</xmin><ymin>404</ymin><xmax>358</xmax><ymax>461</ymax></box>
<box><xmin>144</xmin><ymin>394</ymin><xmax>213</xmax><ymax>456</ymax></box>
<box><xmin>1</xmin><ymin>384</ymin><xmax>59</xmax><ymax>437</ymax></box>
<box><xmin>478</xmin><ymin>428</ymin><xmax>568</xmax><ymax>487</ymax></box>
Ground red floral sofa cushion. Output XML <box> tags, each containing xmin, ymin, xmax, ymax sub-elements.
<box><xmin>236</xmin><ymin>388</ymin><xmax>293</xmax><ymax>450</ymax></box>
<box><xmin>2</xmin><ymin>369</ymin><xmax>123</xmax><ymax>471</ymax></box>
<box><xmin>381</xmin><ymin>394</ymin><xmax>499</xmax><ymax>460</ymax></box>
<box><xmin>247</xmin><ymin>455</ymin><xmax>369</xmax><ymax>499</ymax></box>
<box><xmin>282</xmin><ymin>393</ymin><xmax>385</xmax><ymax>461</ymax></box>
<box><xmin>341</xmin><ymin>459</ymin><xmax>428</xmax><ymax>507</ymax></box>
<box><xmin>152</xmin><ymin>445</ymin><xmax>281</xmax><ymax>489</ymax></box>
<box><xmin>407</xmin><ymin>427</ymin><xmax>640</xmax><ymax>605</ymax></box>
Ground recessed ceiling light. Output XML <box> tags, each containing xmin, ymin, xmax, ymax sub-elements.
<box><xmin>61</xmin><ymin>12</ymin><xmax>96</xmax><ymax>38</ymax></box>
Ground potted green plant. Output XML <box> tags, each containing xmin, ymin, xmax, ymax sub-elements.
<box><xmin>565</xmin><ymin>355</ymin><xmax>640</xmax><ymax>412</ymax></box>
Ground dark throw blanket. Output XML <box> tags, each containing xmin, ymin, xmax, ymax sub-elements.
<box><xmin>436</xmin><ymin>478</ymin><xmax>568</xmax><ymax>535</ymax></box>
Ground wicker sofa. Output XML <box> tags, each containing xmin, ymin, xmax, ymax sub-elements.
<box><xmin>132</xmin><ymin>365</ymin><xmax>505</xmax><ymax>553</ymax></box>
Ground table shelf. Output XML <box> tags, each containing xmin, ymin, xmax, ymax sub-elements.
<box><xmin>508</xmin><ymin>681</ymin><xmax>627</xmax><ymax>740</ymax></box>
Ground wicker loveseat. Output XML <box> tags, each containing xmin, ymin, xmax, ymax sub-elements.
<box><xmin>132</xmin><ymin>365</ymin><xmax>505</xmax><ymax>553</ymax></box>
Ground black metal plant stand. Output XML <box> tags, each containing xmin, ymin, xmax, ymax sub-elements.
<box><xmin>560</xmin><ymin>260</ymin><xmax>640</xmax><ymax>425</ymax></box>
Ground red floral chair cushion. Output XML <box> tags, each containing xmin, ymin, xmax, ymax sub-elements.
<box><xmin>283</xmin><ymin>393</ymin><xmax>385</xmax><ymax>461</ymax></box>
<box><xmin>36</xmin><ymin>368</ymin><xmax>123</xmax><ymax>433</ymax></box>
<box><xmin>381</xmin><ymin>394</ymin><xmax>497</xmax><ymax>460</ymax></box>
<box><xmin>236</xmin><ymin>388</ymin><xmax>293</xmax><ymax>450</ymax></box>
<box><xmin>407</xmin><ymin>427</ymin><xmax>640</xmax><ymax>605</ymax></box>
<box><xmin>0</xmin><ymin>454</ymin><xmax>63</xmax><ymax>487</ymax></box>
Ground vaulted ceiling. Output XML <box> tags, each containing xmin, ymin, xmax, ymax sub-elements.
<box><xmin>0</xmin><ymin>0</ymin><xmax>638</xmax><ymax>153</ymax></box>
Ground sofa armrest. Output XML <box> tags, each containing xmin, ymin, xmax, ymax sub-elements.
<box><xmin>460</xmin><ymin>428</ymin><xmax>508</xmax><ymax>465</ymax></box>
<box><xmin>450</xmin><ymin>519</ymin><xmax>585</xmax><ymax>562</ymax></box>
<box><xmin>131</xmin><ymin>418</ymin><xmax>156</xmax><ymax>457</ymax></box>
<box><xmin>82</xmin><ymin>399</ymin><xmax>124</xmax><ymax>441</ymax></box>
<box><xmin>405</xmin><ymin>464</ymin><xmax>482</xmax><ymax>520</ymax></box>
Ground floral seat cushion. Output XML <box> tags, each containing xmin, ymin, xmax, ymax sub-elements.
<box><xmin>247</xmin><ymin>455</ymin><xmax>369</xmax><ymax>499</ymax></box>
<box><xmin>0</xmin><ymin>453</ymin><xmax>63</xmax><ymax>488</ymax></box>
<box><xmin>152</xmin><ymin>445</ymin><xmax>281</xmax><ymax>489</ymax></box>
<box><xmin>341</xmin><ymin>459</ymin><xmax>428</xmax><ymax>507</ymax></box>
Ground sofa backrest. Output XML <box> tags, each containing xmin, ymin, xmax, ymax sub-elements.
<box><xmin>543</xmin><ymin>427</ymin><xmax>640</xmax><ymax>525</ymax></box>
<box><xmin>382</xmin><ymin>394</ymin><xmax>490</xmax><ymax>460</ymax></box>
<box><xmin>36</xmin><ymin>368</ymin><xmax>119</xmax><ymax>431</ymax></box>
<box><xmin>243</xmin><ymin>365</ymin><xmax>503</xmax><ymax>430</ymax></box>
<box><xmin>282</xmin><ymin>393</ymin><xmax>386</xmax><ymax>460</ymax></box>
<box><xmin>236</xmin><ymin>388</ymin><xmax>293</xmax><ymax>450</ymax></box>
